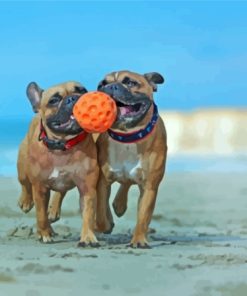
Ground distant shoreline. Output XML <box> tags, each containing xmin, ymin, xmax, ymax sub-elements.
<box><xmin>0</xmin><ymin>108</ymin><xmax>247</xmax><ymax>177</ymax></box>
<box><xmin>160</xmin><ymin>109</ymin><xmax>247</xmax><ymax>155</ymax></box>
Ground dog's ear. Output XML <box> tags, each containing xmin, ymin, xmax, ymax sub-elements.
<box><xmin>144</xmin><ymin>72</ymin><xmax>164</xmax><ymax>92</ymax></box>
<box><xmin>97</xmin><ymin>79</ymin><xmax>107</xmax><ymax>90</ymax></box>
<box><xmin>26</xmin><ymin>82</ymin><xmax>43</xmax><ymax>113</ymax></box>
<box><xmin>74</xmin><ymin>85</ymin><xmax>88</xmax><ymax>95</ymax></box>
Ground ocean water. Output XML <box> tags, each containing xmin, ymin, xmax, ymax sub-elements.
<box><xmin>0</xmin><ymin>119</ymin><xmax>247</xmax><ymax>177</ymax></box>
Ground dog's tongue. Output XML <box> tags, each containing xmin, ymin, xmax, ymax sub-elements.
<box><xmin>119</xmin><ymin>106</ymin><xmax>133</xmax><ymax>116</ymax></box>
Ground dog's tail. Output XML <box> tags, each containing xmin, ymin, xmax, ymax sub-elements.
<box><xmin>112</xmin><ymin>183</ymin><xmax>131</xmax><ymax>217</ymax></box>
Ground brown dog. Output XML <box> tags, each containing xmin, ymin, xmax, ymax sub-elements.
<box><xmin>17</xmin><ymin>81</ymin><xmax>99</xmax><ymax>246</ymax></box>
<box><xmin>96</xmin><ymin>70</ymin><xmax>167</xmax><ymax>248</ymax></box>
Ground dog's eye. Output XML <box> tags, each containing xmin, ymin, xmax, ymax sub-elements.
<box><xmin>74</xmin><ymin>86</ymin><xmax>87</xmax><ymax>95</ymax></box>
<box><xmin>127</xmin><ymin>80</ymin><xmax>138</xmax><ymax>88</ymax></box>
<box><xmin>122</xmin><ymin>77</ymin><xmax>138</xmax><ymax>88</ymax></box>
<box><xmin>48</xmin><ymin>96</ymin><xmax>62</xmax><ymax>106</ymax></box>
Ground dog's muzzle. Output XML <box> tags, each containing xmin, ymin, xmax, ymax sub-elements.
<box><xmin>46</xmin><ymin>94</ymin><xmax>83</xmax><ymax>135</ymax></box>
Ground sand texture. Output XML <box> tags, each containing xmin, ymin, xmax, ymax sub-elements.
<box><xmin>0</xmin><ymin>173</ymin><xmax>247</xmax><ymax>296</ymax></box>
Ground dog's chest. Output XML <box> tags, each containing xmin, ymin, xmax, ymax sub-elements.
<box><xmin>47</xmin><ymin>160</ymin><xmax>88</xmax><ymax>191</ymax></box>
<box><xmin>47</xmin><ymin>166</ymin><xmax>73</xmax><ymax>191</ymax></box>
<box><xmin>107</xmin><ymin>139</ymin><xmax>143</xmax><ymax>182</ymax></box>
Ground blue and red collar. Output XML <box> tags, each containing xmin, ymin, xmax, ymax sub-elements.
<box><xmin>108</xmin><ymin>103</ymin><xmax>159</xmax><ymax>144</ymax></box>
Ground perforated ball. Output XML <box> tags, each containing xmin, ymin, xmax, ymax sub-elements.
<box><xmin>73</xmin><ymin>91</ymin><xmax>117</xmax><ymax>133</ymax></box>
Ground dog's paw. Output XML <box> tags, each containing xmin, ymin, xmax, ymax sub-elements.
<box><xmin>78</xmin><ymin>231</ymin><xmax>100</xmax><ymax>248</ymax></box>
<box><xmin>18</xmin><ymin>197</ymin><xmax>34</xmax><ymax>213</ymax></box>
<box><xmin>48</xmin><ymin>207</ymin><xmax>61</xmax><ymax>223</ymax></box>
<box><xmin>37</xmin><ymin>227</ymin><xmax>56</xmax><ymax>243</ymax></box>
<box><xmin>127</xmin><ymin>236</ymin><xmax>151</xmax><ymax>249</ymax></box>
<box><xmin>112</xmin><ymin>199</ymin><xmax>127</xmax><ymax>217</ymax></box>
<box><xmin>127</xmin><ymin>242</ymin><xmax>151</xmax><ymax>249</ymax></box>
<box><xmin>40</xmin><ymin>235</ymin><xmax>53</xmax><ymax>244</ymax></box>
<box><xmin>77</xmin><ymin>241</ymin><xmax>100</xmax><ymax>248</ymax></box>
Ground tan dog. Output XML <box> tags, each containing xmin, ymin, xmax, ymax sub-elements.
<box><xmin>17</xmin><ymin>81</ymin><xmax>99</xmax><ymax>247</ymax></box>
<box><xmin>96</xmin><ymin>70</ymin><xmax>167</xmax><ymax>248</ymax></box>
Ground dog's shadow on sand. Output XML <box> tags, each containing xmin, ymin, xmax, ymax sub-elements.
<box><xmin>48</xmin><ymin>233</ymin><xmax>247</xmax><ymax>249</ymax></box>
<box><xmin>90</xmin><ymin>233</ymin><xmax>247</xmax><ymax>248</ymax></box>
<box><xmin>5</xmin><ymin>224</ymin><xmax>246</xmax><ymax>248</ymax></box>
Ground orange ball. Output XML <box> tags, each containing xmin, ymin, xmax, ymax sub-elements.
<box><xmin>73</xmin><ymin>91</ymin><xmax>117</xmax><ymax>133</ymax></box>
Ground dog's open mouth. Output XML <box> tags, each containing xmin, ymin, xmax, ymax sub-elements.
<box><xmin>47</xmin><ymin>113</ymin><xmax>82</xmax><ymax>135</ymax></box>
<box><xmin>102</xmin><ymin>88</ymin><xmax>152</xmax><ymax>129</ymax></box>
<box><xmin>53</xmin><ymin>115</ymin><xmax>75</xmax><ymax>129</ymax></box>
<box><xmin>111</xmin><ymin>98</ymin><xmax>152</xmax><ymax>129</ymax></box>
<box><xmin>116</xmin><ymin>101</ymin><xmax>144</xmax><ymax>117</ymax></box>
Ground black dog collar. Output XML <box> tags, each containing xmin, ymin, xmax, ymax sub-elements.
<box><xmin>108</xmin><ymin>103</ymin><xmax>159</xmax><ymax>143</ymax></box>
<box><xmin>38</xmin><ymin>121</ymin><xmax>87</xmax><ymax>151</ymax></box>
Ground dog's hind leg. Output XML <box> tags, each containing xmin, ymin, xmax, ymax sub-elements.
<box><xmin>48</xmin><ymin>191</ymin><xmax>66</xmax><ymax>223</ymax></box>
<box><xmin>17</xmin><ymin>140</ymin><xmax>34</xmax><ymax>213</ymax></box>
<box><xmin>96</xmin><ymin>172</ymin><xmax>114</xmax><ymax>234</ymax></box>
<box><xmin>112</xmin><ymin>183</ymin><xmax>131</xmax><ymax>217</ymax></box>
<box><xmin>18</xmin><ymin>178</ymin><xmax>34</xmax><ymax>213</ymax></box>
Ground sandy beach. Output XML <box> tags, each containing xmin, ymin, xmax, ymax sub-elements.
<box><xmin>1</xmin><ymin>170</ymin><xmax>247</xmax><ymax>296</ymax></box>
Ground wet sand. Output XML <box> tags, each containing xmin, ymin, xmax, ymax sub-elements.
<box><xmin>0</xmin><ymin>173</ymin><xmax>247</xmax><ymax>296</ymax></box>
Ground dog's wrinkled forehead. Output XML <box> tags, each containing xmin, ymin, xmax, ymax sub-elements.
<box><xmin>104</xmin><ymin>71</ymin><xmax>150</xmax><ymax>86</ymax></box>
<box><xmin>42</xmin><ymin>82</ymin><xmax>85</xmax><ymax>102</ymax></box>
<box><xmin>101</xmin><ymin>70</ymin><xmax>164</xmax><ymax>93</ymax></box>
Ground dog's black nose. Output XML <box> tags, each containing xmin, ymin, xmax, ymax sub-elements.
<box><xmin>103</xmin><ymin>83</ymin><xmax>122</xmax><ymax>96</ymax></box>
<box><xmin>100</xmin><ymin>82</ymin><xmax>129</xmax><ymax>99</ymax></box>
<box><xmin>109</xmin><ymin>84</ymin><xmax>119</xmax><ymax>91</ymax></box>
<box><xmin>64</xmin><ymin>95</ymin><xmax>79</xmax><ymax>106</ymax></box>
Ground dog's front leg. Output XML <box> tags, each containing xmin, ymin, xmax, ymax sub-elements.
<box><xmin>77</xmin><ymin>170</ymin><xmax>100</xmax><ymax>248</ymax></box>
<box><xmin>96</xmin><ymin>171</ymin><xmax>114</xmax><ymax>234</ymax></box>
<box><xmin>78</xmin><ymin>189</ymin><xmax>99</xmax><ymax>248</ymax></box>
<box><xmin>129</xmin><ymin>186</ymin><xmax>158</xmax><ymax>249</ymax></box>
<box><xmin>32</xmin><ymin>185</ymin><xmax>54</xmax><ymax>243</ymax></box>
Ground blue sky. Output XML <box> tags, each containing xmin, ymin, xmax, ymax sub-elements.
<box><xmin>0</xmin><ymin>1</ymin><xmax>246</xmax><ymax>119</ymax></box>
